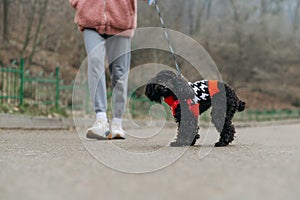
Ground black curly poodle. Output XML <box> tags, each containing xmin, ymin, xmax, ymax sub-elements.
<box><xmin>145</xmin><ymin>70</ymin><xmax>246</xmax><ymax>147</ymax></box>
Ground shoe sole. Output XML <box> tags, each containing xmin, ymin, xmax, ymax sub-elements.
<box><xmin>86</xmin><ymin>130</ymin><xmax>108</xmax><ymax>140</ymax></box>
<box><xmin>107</xmin><ymin>133</ymin><xmax>125</xmax><ymax>140</ymax></box>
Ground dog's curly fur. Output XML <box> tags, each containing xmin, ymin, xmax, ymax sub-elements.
<box><xmin>145</xmin><ymin>70</ymin><xmax>246</xmax><ymax>147</ymax></box>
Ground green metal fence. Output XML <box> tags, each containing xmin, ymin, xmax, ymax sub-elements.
<box><xmin>22</xmin><ymin>66</ymin><xmax>60</xmax><ymax>108</ymax></box>
<box><xmin>0</xmin><ymin>59</ymin><xmax>24</xmax><ymax>105</ymax></box>
<box><xmin>1</xmin><ymin>58</ymin><xmax>300</xmax><ymax>121</ymax></box>
<box><xmin>0</xmin><ymin>58</ymin><xmax>71</xmax><ymax>109</ymax></box>
<box><xmin>65</xmin><ymin>79</ymin><xmax>90</xmax><ymax>113</ymax></box>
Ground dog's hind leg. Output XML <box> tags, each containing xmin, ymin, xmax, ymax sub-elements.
<box><xmin>211</xmin><ymin>87</ymin><xmax>236</xmax><ymax>147</ymax></box>
<box><xmin>214</xmin><ymin>115</ymin><xmax>235</xmax><ymax>147</ymax></box>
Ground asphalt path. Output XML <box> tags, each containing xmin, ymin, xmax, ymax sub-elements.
<box><xmin>0</xmin><ymin>123</ymin><xmax>299</xmax><ymax>200</ymax></box>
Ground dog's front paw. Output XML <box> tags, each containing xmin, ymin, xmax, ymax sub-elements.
<box><xmin>170</xmin><ymin>134</ymin><xmax>200</xmax><ymax>147</ymax></box>
<box><xmin>214</xmin><ymin>141</ymin><xmax>229</xmax><ymax>147</ymax></box>
<box><xmin>190</xmin><ymin>134</ymin><xmax>200</xmax><ymax>146</ymax></box>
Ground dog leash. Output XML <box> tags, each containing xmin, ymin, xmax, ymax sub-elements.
<box><xmin>153</xmin><ymin>1</ymin><xmax>182</xmax><ymax>76</ymax></box>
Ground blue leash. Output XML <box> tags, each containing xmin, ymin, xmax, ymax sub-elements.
<box><xmin>153</xmin><ymin>1</ymin><xmax>182</xmax><ymax>76</ymax></box>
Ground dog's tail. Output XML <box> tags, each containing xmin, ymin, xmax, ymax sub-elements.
<box><xmin>237</xmin><ymin>100</ymin><xmax>246</xmax><ymax>112</ymax></box>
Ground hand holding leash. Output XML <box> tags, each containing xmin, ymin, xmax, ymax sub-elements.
<box><xmin>148</xmin><ymin>0</ymin><xmax>156</xmax><ymax>6</ymax></box>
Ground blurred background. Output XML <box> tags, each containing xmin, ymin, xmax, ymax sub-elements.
<box><xmin>0</xmin><ymin>0</ymin><xmax>300</xmax><ymax>118</ymax></box>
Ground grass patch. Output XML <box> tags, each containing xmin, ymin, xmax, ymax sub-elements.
<box><xmin>0</xmin><ymin>103</ymin><xmax>68</xmax><ymax>118</ymax></box>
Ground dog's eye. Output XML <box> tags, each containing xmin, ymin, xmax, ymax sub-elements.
<box><xmin>155</xmin><ymin>85</ymin><xmax>165</xmax><ymax>91</ymax></box>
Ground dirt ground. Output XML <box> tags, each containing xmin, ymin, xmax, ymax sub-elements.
<box><xmin>0</xmin><ymin>123</ymin><xmax>300</xmax><ymax>200</ymax></box>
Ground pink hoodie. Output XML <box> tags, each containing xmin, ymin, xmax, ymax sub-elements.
<box><xmin>70</xmin><ymin>0</ymin><xmax>137</xmax><ymax>37</ymax></box>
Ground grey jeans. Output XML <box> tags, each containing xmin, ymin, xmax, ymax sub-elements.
<box><xmin>83</xmin><ymin>29</ymin><xmax>131</xmax><ymax>118</ymax></box>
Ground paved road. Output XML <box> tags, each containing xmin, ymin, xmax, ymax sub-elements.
<box><xmin>0</xmin><ymin>123</ymin><xmax>300</xmax><ymax>200</ymax></box>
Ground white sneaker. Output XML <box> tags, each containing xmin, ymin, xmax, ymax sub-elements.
<box><xmin>108</xmin><ymin>120</ymin><xmax>126</xmax><ymax>140</ymax></box>
<box><xmin>86</xmin><ymin>119</ymin><xmax>110</xmax><ymax>140</ymax></box>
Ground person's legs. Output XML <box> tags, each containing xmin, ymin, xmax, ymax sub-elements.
<box><xmin>106</xmin><ymin>35</ymin><xmax>131</xmax><ymax>138</ymax></box>
<box><xmin>84</xmin><ymin>29</ymin><xmax>107</xmax><ymax>117</ymax></box>
<box><xmin>107</xmin><ymin>35</ymin><xmax>131</xmax><ymax>119</ymax></box>
<box><xmin>83</xmin><ymin>29</ymin><xmax>109</xmax><ymax>139</ymax></box>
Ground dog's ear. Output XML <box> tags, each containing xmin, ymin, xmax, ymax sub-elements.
<box><xmin>145</xmin><ymin>83</ymin><xmax>162</xmax><ymax>103</ymax></box>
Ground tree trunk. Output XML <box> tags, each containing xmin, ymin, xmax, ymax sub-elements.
<box><xmin>260</xmin><ymin>0</ymin><xmax>268</xmax><ymax>41</ymax></box>
<box><xmin>194</xmin><ymin>0</ymin><xmax>205</xmax><ymax>34</ymax></box>
<box><xmin>229</xmin><ymin>0</ymin><xmax>243</xmax><ymax>64</ymax></box>
<box><xmin>29</xmin><ymin>0</ymin><xmax>49</xmax><ymax>64</ymax></box>
<box><xmin>187</xmin><ymin>1</ymin><xmax>194</xmax><ymax>35</ymax></box>
<box><xmin>21</xmin><ymin>0</ymin><xmax>38</xmax><ymax>57</ymax></box>
<box><xmin>2</xmin><ymin>0</ymin><xmax>9</xmax><ymax>43</ymax></box>
<box><xmin>293</xmin><ymin>0</ymin><xmax>300</xmax><ymax>32</ymax></box>
<box><xmin>205</xmin><ymin>0</ymin><xmax>213</xmax><ymax>20</ymax></box>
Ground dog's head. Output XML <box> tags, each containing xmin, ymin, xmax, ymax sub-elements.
<box><xmin>145</xmin><ymin>83</ymin><xmax>173</xmax><ymax>103</ymax></box>
<box><xmin>145</xmin><ymin>70</ymin><xmax>195</xmax><ymax>103</ymax></box>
